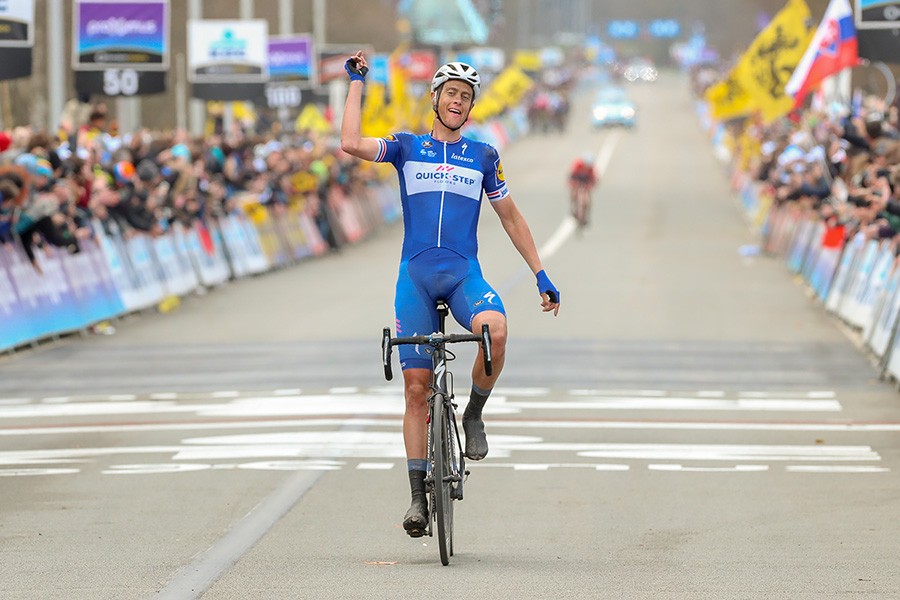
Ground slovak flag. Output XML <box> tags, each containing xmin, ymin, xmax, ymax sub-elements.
<box><xmin>785</xmin><ymin>0</ymin><xmax>859</xmax><ymax>105</ymax></box>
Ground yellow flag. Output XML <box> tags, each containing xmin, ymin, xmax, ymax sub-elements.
<box><xmin>295</xmin><ymin>104</ymin><xmax>332</xmax><ymax>134</ymax></box>
<box><xmin>705</xmin><ymin>64</ymin><xmax>755</xmax><ymax>122</ymax></box>
<box><xmin>361</xmin><ymin>83</ymin><xmax>393</xmax><ymax>137</ymax></box>
<box><xmin>471</xmin><ymin>66</ymin><xmax>533</xmax><ymax>122</ymax></box>
<box><xmin>389</xmin><ymin>46</ymin><xmax>416</xmax><ymax>132</ymax></box>
<box><xmin>735</xmin><ymin>0</ymin><xmax>813</xmax><ymax>123</ymax></box>
<box><xmin>513</xmin><ymin>50</ymin><xmax>542</xmax><ymax>73</ymax></box>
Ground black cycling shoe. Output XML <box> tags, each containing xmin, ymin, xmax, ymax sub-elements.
<box><xmin>463</xmin><ymin>415</ymin><xmax>489</xmax><ymax>460</ymax></box>
<box><xmin>403</xmin><ymin>495</ymin><xmax>429</xmax><ymax>538</ymax></box>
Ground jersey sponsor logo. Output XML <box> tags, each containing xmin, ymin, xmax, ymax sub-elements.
<box><xmin>483</xmin><ymin>291</ymin><xmax>496</xmax><ymax>304</ymax></box>
<box><xmin>461</xmin><ymin>143</ymin><xmax>468</xmax><ymax>154</ymax></box>
<box><xmin>402</xmin><ymin>161</ymin><xmax>483</xmax><ymax>199</ymax></box>
<box><xmin>496</xmin><ymin>160</ymin><xmax>505</xmax><ymax>182</ymax></box>
<box><xmin>451</xmin><ymin>153</ymin><xmax>474</xmax><ymax>163</ymax></box>
<box><xmin>422</xmin><ymin>141</ymin><xmax>433</xmax><ymax>149</ymax></box>
<box><xmin>383</xmin><ymin>134</ymin><xmax>396</xmax><ymax>142</ymax></box>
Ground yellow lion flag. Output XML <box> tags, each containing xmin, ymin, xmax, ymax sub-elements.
<box><xmin>735</xmin><ymin>0</ymin><xmax>814</xmax><ymax>123</ymax></box>
<box><xmin>705</xmin><ymin>64</ymin><xmax>755</xmax><ymax>122</ymax></box>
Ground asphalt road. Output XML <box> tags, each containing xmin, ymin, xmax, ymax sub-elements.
<box><xmin>2</xmin><ymin>71</ymin><xmax>899</xmax><ymax>599</ymax></box>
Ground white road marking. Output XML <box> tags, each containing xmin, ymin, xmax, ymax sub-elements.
<box><xmin>273</xmin><ymin>389</ymin><xmax>302</xmax><ymax>396</ymax></box>
<box><xmin>473</xmin><ymin>462</ymin><xmax>630</xmax><ymax>472</ymax></box>
<box><xmin>150</xmin><ymin>392</ymin><xmax>178</xmax><ymax>400</ymax></box>
<box><xmin>0</xmin><ymin>467</ymin><xmax>80</xmax><ymax>476</ymax></box>
<box><xmin>4</xmin><ymin>417</ymin><xmax>900</xmax><ymax>438</ymax></box>
<box><xmin>785</xmin><ymin>465</ymin><xmax>890</xmax><ymax>473</ymax></box>
<box><xmin>570</xmin><ymin>389</ymin><xmax>666</xmax><ymax>396</ymax></box>
<box><xmin>0</xmin><ymin>388</ymin><xmax>888</xmax><ymax>477</ymax></box>
<box><xmin>329</xmin><ymin>387</ymin><xmax>359</xmax><ymax>394</ymax></box>
<box><xmin>648</xmin><ymin>464</ymin><xmax>769</xmax><ymax>473</ymax></box>
<box><xmin>576</xmin><ymin>444</ymin><xmax>879</xmax><ymax>461</ymax></box>
<box><xmin>507</xmin><ymin>398</ymin><xmax>842</xmax><ymax>412</ymax></box>
<box><xmin>211</xmin><ymin>391</ymin><xmax>240</xmax><ymax>398</ymax></box>
<box><xmin>738</xmin><ymin>390</ymin><xmax>836</xmax><ymax>399</ymax></box>
<box><xmin>594</xmin><ymin>129</ymin><xmax>622</xmax><ymax>176</ymax></box>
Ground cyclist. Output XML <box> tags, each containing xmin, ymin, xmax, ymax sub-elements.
<box><xmin>340</xmin><ymin>51</ymin><xmax>560</xmax><ymax>537</ymax></box>
<box><xmin>568</xmin><ymin>154</ymin><xmax>596</xmax><ymax>225</ymax></box>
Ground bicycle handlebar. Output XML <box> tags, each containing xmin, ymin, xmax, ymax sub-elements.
<box><xmin>382</xmin><ymin>325</ymin><xmax>493</xmax><ymax>381</ymax></box>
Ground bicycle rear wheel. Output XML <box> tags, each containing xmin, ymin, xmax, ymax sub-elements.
<box><xmin>432</xmin><ymin>394</ymin><xmax>453</xmax><ymax>566</ymax></box>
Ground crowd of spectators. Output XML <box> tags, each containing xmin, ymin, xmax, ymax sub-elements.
<box><xmin>0</xmin><ymin>103</ymin><xmax>383</xmax><ymax>272</ymax></box>
<box><xmin>692</xmin><ymin>64</ymin><xmax>900</xmax><ymax>251</ymax></box>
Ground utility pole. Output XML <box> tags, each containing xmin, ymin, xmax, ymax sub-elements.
<box><xmin>188</xmin><ymin>0</ymin><xmax>204</xmax><ymax>135</ymax></box>
<box><xmin>47</xmin><ymin>0</ymin><xmax>65</xmax><ymax>132</ymax></box>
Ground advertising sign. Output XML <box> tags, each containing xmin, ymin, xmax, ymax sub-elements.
<box><xmin>0</xmin><ymin>0</ymin><xmax>34</xmax><ymax>47</ymax></box>
<box><xmin>402</xmin><ymin>49</ymin><xmax>438</xmax><ymax>82</ymax></box>
<box><xmin>369</xmin><ymin>54</ymin><xmax>389</xmax><ymax>85</ymax></box>
<box><xmin>188</xmin><ymin>19</ymin><xmax>269</xmax><ymax>83</ymax></box>
<box><xmin>268</xmin><ymin>34</ymin><xmax>315</xmax><ymax>83</ymax></box>
<box><xmin>73</xmin><ymin>0</ymin><xmax>168</xmax><ymax>70</ymax></box>
<box><xmin>318</xmin><ymin>44</ymin><xmax>372</xmax><ymax>84</ymax></box>
<box><xmin>856</xmin><ymin>0</ymin><xmax>900</xmax><ymax>28</ymax></box>
<box><xmin>0</xmin><ymin>0</ymin><xmax>33</xmax><ymax>80</ymax></box>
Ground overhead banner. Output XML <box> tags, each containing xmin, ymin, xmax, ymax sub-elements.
<box><xmin>0</xmin><ymin>0</ymin><xmax>34</xmax><ymax>80</ymax></box>
<box><xmin>188</xmin><ymin>20</ymin><xmax>269</xmax><ymax>83</ymax></box>
<box><xmin>856</xmin><ymin>0</ymin><xmax>900</xmax><ymax>28</ymax></box>
<box><xmin>268</xmin><ymin>34</ymin><xmax>315</xmax><ymax>83</ymax></box>
<box><xmin>73</xmin><ymin>0</ymin><xmax>168</xmax><ymax>70</ymax></box>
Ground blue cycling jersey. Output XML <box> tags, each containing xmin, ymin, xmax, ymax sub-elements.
<box><xmin>375</xmin><ymin>132</ymin><xmax>509</xmax><ymax>261</ymax></box>
<box><xmin>376</xmin><ymin>132</ymin><xmax>509</xmax><ymax>371</ymax></box>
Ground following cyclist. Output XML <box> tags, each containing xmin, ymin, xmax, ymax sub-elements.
<box><xmin>340</xmin><ymin>51</ymin><xmax>560</xmax><ymax>537</ymax></box>
<box><xmin>568</xmin><ymin>153</ymin><xmax>597</xmax><ymax>225</ymax></box>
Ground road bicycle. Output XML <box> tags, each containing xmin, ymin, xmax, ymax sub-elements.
<box><xmin>570</xmin><ymin>182</ymin><xmax>592</xmax><ymax>228</ymax></box>
<box><xmin>382</xmin><ymin>300</ymin><xmax>492</xmax><ymax>566</ymax></box>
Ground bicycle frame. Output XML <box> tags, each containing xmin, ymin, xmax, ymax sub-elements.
<box><xmin>381</xmin><ymin>300</ymin><xmax>492</xmax><ymax>565</ymax></box>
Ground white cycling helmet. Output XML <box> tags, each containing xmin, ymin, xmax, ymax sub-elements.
<box><xmin>431</xmin><ymin>62</ymin><xmax>481</xmax><ymax>99</ymax></box>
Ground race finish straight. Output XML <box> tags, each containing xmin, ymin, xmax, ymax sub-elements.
<box><xmin>339</xmin><ymin>50</ymin><xmax>560</xmax><ymax>562</ymax></box>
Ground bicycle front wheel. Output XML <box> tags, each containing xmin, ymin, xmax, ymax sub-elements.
<box><xmin>432</xmin><ymin>394</ymin><xmax>453</xmax><ymax>566</ymax></box>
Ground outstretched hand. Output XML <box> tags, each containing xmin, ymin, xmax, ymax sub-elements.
<box><xmin>541</xmin><ymin>292</ymin><xmax>560</xmax><ymax>316</ymax></box>
<box><xmin>535</xmin><ymin>270</ymin><xmax>560</xmax><ymax>316</ymax></box>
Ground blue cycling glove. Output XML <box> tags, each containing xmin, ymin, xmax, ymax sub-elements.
<box><xmin>535</xmin><ymin>270</ymin><xmax>559</xmax><ymax>304</ymax></box>
<box><xmin>345</xmin><ymin>58</ymin><xmax>369</xmax><ymax>82</ymax></box>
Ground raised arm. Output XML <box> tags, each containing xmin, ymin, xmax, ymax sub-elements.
<box><xmin>339</xmin><ymin>51</ymin><xmax>382</xmax><ymax>162</ymax></box>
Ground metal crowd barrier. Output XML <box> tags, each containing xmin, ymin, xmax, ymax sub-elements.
<box><xmin>0</xmin><ymin>182</ymin><xmax>400</xmax><ymax>353</ymax></box>
<box><xmin>742</xmin><ymin>178</ymin><xmax>900</xmax><ymax>385</ymax></box>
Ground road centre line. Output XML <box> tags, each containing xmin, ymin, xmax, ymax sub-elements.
<box><xmin>498</xmin><ymin>130</ymin><xmax>623</xmax><ymax>294</ymax></box>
